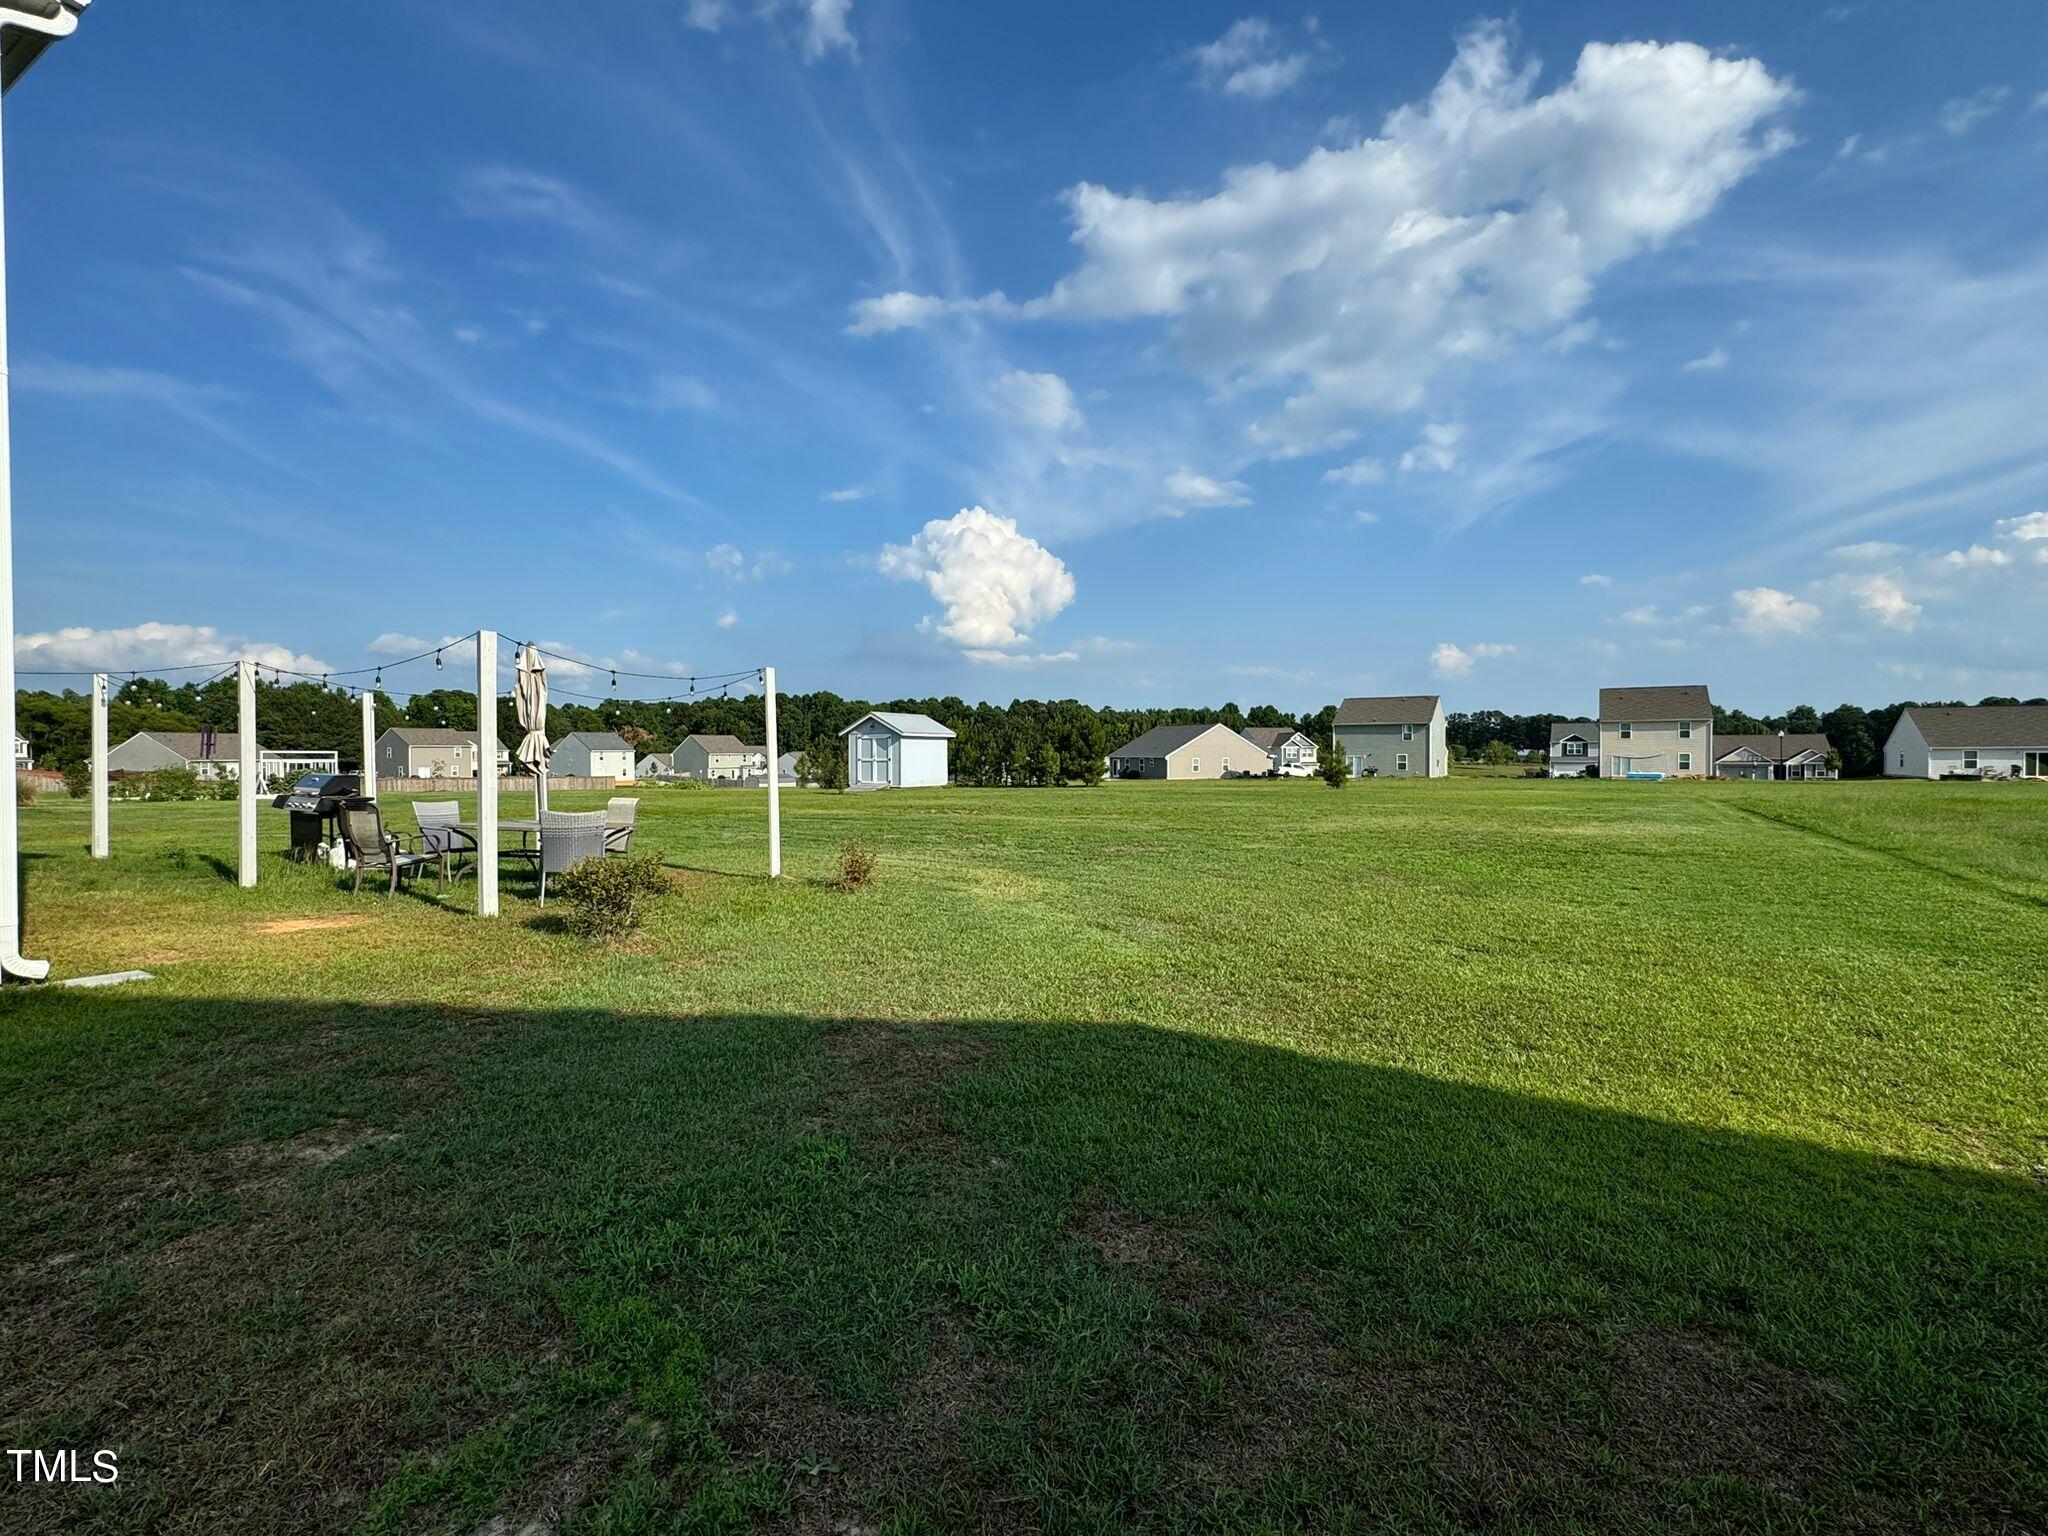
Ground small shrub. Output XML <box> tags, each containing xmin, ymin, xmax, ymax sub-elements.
<box><xmin>1315</xmin><ymin>740</ymin><xmax>1350</xmax><ymax>789</ymax></box>
<box><xmin>15</xmin><ymin>778</ymin><xmax>37</xmax><ymax>808</ymax></box>
<box><xmin>550</xmin><ymin>854</ymin><xmax>669</xmax><ymax>939</ymax></box>
<box><xmin>61</xmin><ymin>760</ymin><xmax>92</xmax><ymax>799</ymax></box>
<box><xmin>828</xmin><ymin>840</ymin><xmax>878</xmax><ymax>892</ymax></box>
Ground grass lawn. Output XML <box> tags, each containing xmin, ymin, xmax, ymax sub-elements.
<box><xmin>3</xmin><ymin>776</ymin><xmax>2044</xmax><ymax>1534</ymax></box>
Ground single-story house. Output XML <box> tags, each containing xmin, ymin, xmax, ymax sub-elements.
<box><xmin>1548</xmin><ymin>721</ymin><xmax>1600</xmax><ymax>776</ymax></box>
<box><xmin>552</xmin><ymin>731</ymin><xmax>634</xmax><ymax>780</ymax></box>
<box><xmin>374</xmin><ymin>728</ymin><xmax>510</xmax><ymax>780</ymax></box>
<box><xmin>674</xmin><ymin>733</ymin><xmax>769</xmax><ymax>783</ymax></box>
<box><xmin>1240</xmin><ymin>726</ymin><xmax>1317</xmax><ymax>776</ymax></box>
<box><xmin>1332</xmin><ymin>695</ymin><xmax>1448</xmax><ymax>778</ymax></box>
<box><xmin>1599</xmin><ymin>685</ymin><xmax>1713</xmax><ymax>780</ymax></box>
<box><xmin>106</xmin><ymin>731</ymin><xmax>338</xmax><ymax>783</ymax></box>
<box><xmin>1106</xmin><ymin>722</ymin><xmax>1269</xmax><ymax>780</ymax></box>
<box><xmin>841</xmin><ymin>711</ymin><xmax>955</xmax><ymax>789</ymax></box>
<box><xmin>1714</xmin><ymin>733</ymin><xmax>1836</xmax><ymax>780</ymax></box>
<box><xmin>635</xmin><ymin>750</ymin><xmax>675</xmax><ymax>780</ymax></box>
<box><xmin>1882</xmin><ymin>704</ymin><xmax>2048</xmax><ymax>779</ymax></box>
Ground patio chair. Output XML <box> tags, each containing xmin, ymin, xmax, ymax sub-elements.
<box><xmin>538</xmin><ymin>809</ymin><xmax>608</xmax><ymax>905</ymax></box>
<box><xmin>337</xmin><ymin>800</ymin><xmax>440</xmax><ymax>897</ymax></box>
<box><xmin>413</xmin><ymin>799</ymin><xmax>478</xmax><ymax>884</ymax></box>
<box><xmin>603</xmin><ymin>796</ymin><xmax>639</xmax><ymax>856</ymax></box>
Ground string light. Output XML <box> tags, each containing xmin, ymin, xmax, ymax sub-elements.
<box><xmin>435</xmin><ymin>649</ymin><xmax>444</xmax><ymax>671</ymax></box>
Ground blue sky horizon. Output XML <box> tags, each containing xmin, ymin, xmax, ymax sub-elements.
<box><xmin>8</xmin><ymin>1</ymin><xmax>2046</xmax><ymax>715</ymax></box>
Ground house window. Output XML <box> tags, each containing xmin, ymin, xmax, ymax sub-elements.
<box><xmin>1401</xmin><ymin>724</ymin><xmax>1414</xmax><ymax>741</ymax></box>
<box><xmin>1963</xmin><ymin>750</ymin><xmax>1978</xmax><ymax>770</ymax></box>
<box><xmin>1562</xmin><ymin>739</ymin><xmax>1587</xmax><ymax>757</ymax></box>
<box><xmin>1620</xmin><ymin>723</ymin><xmax>1633</xmax><ymax>739</ymax></box>
<box><xmin>1396</xmin><ymin>753</ymin><xmax>1409</xmax><ymax>772</ymax></box>
<box><xmin>1221</xmin><ymin>757</ymin><xmax>1230</xmax><ymax>773</ymax></box>
<box><xmin>1680</xmin><ymin>721</ymin><xmax>1693</xmax><ymax>738</ymax></box>
<box><xmin>1191</xmin><ymin>757</ymin><xmax>1200</xmax><ymax>773</ymax></box>
<box><xmin>1678</xmin><ymin>753</ymin><xmax>1692</xmax><ymax>771</ymax></box>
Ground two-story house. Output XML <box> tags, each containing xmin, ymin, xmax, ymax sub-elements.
<box><xmin>674</xmin><ymin>733</ymin><xmax>769</xmax><ymax>782</ymax></box>
<box><xmin>1548</xmin><ymin>721</ymin><xmax>1600</xmax><ymax>776</ymax></box>
<box><xmin>1332</xmin><ymin>695</ymin><xmax>1448</xmax><ymax>778</ymax></box>
<box><xmin>1240</xmin><ymin>726</ymin><xmax>1318</xmax><ymax>776</ymax></box>
<box><xmin>1598</xmin><ymin>685</ymin><xmax>1713</xmax><ymax>780</ymax></box>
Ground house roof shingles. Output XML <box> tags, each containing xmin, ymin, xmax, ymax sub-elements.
<box><xmin>1334</xmin><ymin>695</ymin><xmax>1440</xmax><ymax>726</ymax></box>
<box><xmin>1549</xmin><ymin>721</ymin><xmax>1598</xmax><ymax>748</ymax></box>
<box><xmin>1903</xmin><ymin>704</ymin><xmax>2048</xmax><ymax>748</ymax></box>
<box><xmin>1110</xmin><ymin>723</ymin><xmax>1239</xmax><ymax>758</ymax></box>
<box><xmin>1714</xmin><ymin>732</ymin><xmax>1832</xmax><ymax>763</ymax></box>
<box><xmin>560</xmin><ymin>731</ymin><xmax>632</xmax><ymax>752</ymax></box>
<box><xmin>683</xmin><ymin>733</ymin><xmax>763</xmax><ymax>755</ymax></box>
<box><xmin>1239</xmin><ymin>726</ymin><xmax>1308</xmax><ymax>751</ymax></box>
<box><xmin>1598</xmin><ymin>684</ymin><xmax>1712</xmax><ymax>721</ymax></box>
<box><xmin>383</xmin><ymin>727</ymin><xmax>484</xmax><ymax>748</ymax></box>
<box><xmin>136</xmin><ymin>730</ymin><xmax>249</xmax><ymax>760</ymax></box>
<box><xmin>839</xmin><ymin>711</ymin><xmax>956</xmax><ymax>739</ymax></box>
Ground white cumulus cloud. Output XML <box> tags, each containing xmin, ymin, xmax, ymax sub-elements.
<box><xmin>1682</xmin><ymin>346</ymin><xmax>1730</xmax><ymax>373</ymax></box>
<box><xmin>1995</xmin><ymin>510</ymin><xmax>2048</xmax><ymax>541</ymax></box>
<box><xmin>1732</xmin><ymin>586</ymin><xmax>1820</xmax><ymax>634</ymax></box>
<box><xmin>1431</xmin><ymin>640</ymin><xmax>1515</xmax><ymax>677</ymax></box>
<box><xmin>1190</xmin><ymin>18</ymin><xmax>1314</xmax><ymax>100</ymax></box>
<box><xmin>1578</xmin><ymin>573</ymin><xmax>1613</xmax><ymax>587</ymax></box>
<box><xmin>1163</xmin><ymin>469</ymin><xmax>1252</xmax><ymax>508</ymax></box>
<box><xmin>858</xmin><ymin>24</ymin><xmax>1795</xmax><ymax>454</ymax></box>
<box><xmin>1938</xmin><ymin>543</ymin><xmax>2010</xmax><ymax>568</ymax></box>
<box><xmin>1849</xmin><ymin>574</ymin><xmax>1920</xmax><ymax>630</ymax></box>
<box><xmin>16</xmin><ymin>623</ymin><xmax>335</xmax><ymax>678</ymax></box>
<box><xmin>877</xmin><ymin>506</ymin><xmax>1076</xmax><ymax>651</ymax></box>
<box><xmin>1321</xmin><ymin>456</ymin><xmax>1386</xmax><ymax>486</ymax></box>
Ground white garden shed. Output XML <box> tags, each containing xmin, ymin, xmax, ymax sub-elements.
<box><xmin>840</xmin><ymin>711</ymin><xmax>954</xmax><ymax>789</ymax></box>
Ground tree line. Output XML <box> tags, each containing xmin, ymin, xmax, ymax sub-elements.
<box><xmin>15</xmin><ymin>677</ymin><xmax>2041</xmax><ymax>782</ymax></box>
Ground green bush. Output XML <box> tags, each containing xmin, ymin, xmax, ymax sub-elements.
<box><xmin>828</xmin><ymin>840</ymin><xmax>878</xmax><ymax>892</ymax></box>
<box><xmin>550</xmin><ymin>854</ymin><xmax>670</xmax><ymax>940</ymax></box>
<box><xmin>1315</xmin><ymin>740</ymin><xmax>1350</xmax><ymax>789</ymax></box>
<box><xmin>61</xmin><ymin>760</ymin><xmax>91</xmax><ymax>799</ymax></box>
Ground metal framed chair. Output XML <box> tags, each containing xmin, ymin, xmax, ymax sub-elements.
<box><xmin>337</xmin><ymin>801</ymin><xmax>440</xmax><ymax>897</ymax></box>
<box><xmin>538</xmin><ymin>809</ymin><xmax>607</xmax><ymax>905</ymax></box>
<box><xmin>413</xmin><ymin>799</ymin><xmax>478</xmax><ymax>884</ymax></box>
<box><xmin>603</xmin><ymin>797</ymin><xmax>639</xmax><ymax>856</ymax></box>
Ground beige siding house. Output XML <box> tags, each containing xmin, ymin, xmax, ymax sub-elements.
<box><xmin>1332</xmin><ymin>695</ymin><xmax>1447</xmax><ymax>777</ymax></box>
<box><xmin>1599</xmin><ymin>685</ymin><xmax>1712</xmax><ymax>779</ymax></box>
<box><xmin>1713</xmin><ymin>733</ymin><xmax>1835</xmax><ymax>780</ymax></box>
<box><xmin>1107</xmin><ymin>723</ymin><xmax>1268</xmax><ymax>780</ymax></box>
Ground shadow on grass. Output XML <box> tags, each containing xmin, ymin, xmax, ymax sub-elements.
<box><xmin>1</xmin><ymin>999</ymin><xmax>2040</xmax><ymax>1534</ymax></box>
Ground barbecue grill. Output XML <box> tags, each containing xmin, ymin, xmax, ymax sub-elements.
<box><xmin>271</xmin><ymin>772</ymin><xmax>362</xmax><ymax>860</ymax></box>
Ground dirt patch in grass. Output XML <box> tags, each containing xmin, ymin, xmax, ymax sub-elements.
<box><xmin>720</xmin><ymin>1315</ymin><xmax>1019</xmax><ymax>1535</ymax></box>
<box><xmin>807</xmin><ymin>1024</ymin><xmax>993</xmax><ymax>1159</ymax></box>
<box><xmin>1354</xmin><ymin>1321</ymin><xmax>1861</xmax><ymax>1521</ymax></box>
<box><xmin>253</xmin><ymin>916</ymin><xmax>368</xmax><ymax>934</ymax></box>
<box><xmin>1070</xmin><ymin>1204</ymin><xmax>1193</xmax><ymax>1269</ymax></box>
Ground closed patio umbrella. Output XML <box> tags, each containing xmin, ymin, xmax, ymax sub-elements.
<box><xmin>515</xmin><ymin>642</ymin><xmax>550</xmax><ymax>819</ymax></box>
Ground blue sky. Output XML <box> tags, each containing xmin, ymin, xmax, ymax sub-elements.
<box><xmin>8</xmin><ymin>1</ymin><xmax>2047</xmax><ymax>712</ymax></box>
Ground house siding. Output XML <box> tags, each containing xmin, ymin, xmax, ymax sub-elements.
<box><xmin>1599</xmin><ymin>720</ymin><xmax>1710</xmax><ymax>779</ymax></box>
<box><xmin>1333</xmin><ymin>705</ymin><xmax>1447</xmax><ymax>777</ymax></box>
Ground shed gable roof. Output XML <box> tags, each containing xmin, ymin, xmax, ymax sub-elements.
<box><xmin>838</xmin><ymin>711</ymin><xmax>955</xmax><ymax>739</ymax></box>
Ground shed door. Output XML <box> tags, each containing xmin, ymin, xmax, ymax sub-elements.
<box><xmin>855</xmin><ymin>729</ymin><xmax>895</xmax><ymax>785</ymax></box>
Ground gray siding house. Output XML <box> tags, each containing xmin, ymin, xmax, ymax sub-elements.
<box><xmin>1714</xmin><ymin>733</ymin><xmax>1835</xmax><ymax>780</ymax></box>
<box><xmin>552</xmin><ymin>731</ymin><xmax>634</xmax><ymax>780</ymax></box>
<box><xmin>674</xmin><ymin>733</ymin><xmax>768</xmax><ymax>782</ymax></box>
<box><xmin>106</xmin><ymin>731</ymin><xmax>337</xmax><ymax>782</ymax></box>
<box><xmin>375</xmin><ymin>728</ymin><xmax>509</xmax><ymax>780</ymax></box>
<box><xmin>635</xmin><ymin>751</ymin><xmax>675</xmax><ymax>779</ymax></box>
<box><xmin>1548</xmin><ymin>721</ymin><xmax>1599</xmax><ymax>776</ymax></box>
<box><xmin>1883</xmin><ymin>704</ymin><xmax>2048</xmax><ymax>779</ymax></box>
<box><xmin>1599</xmin><ymin>685</ymin><xmax>1713</xmax><ymax>780</ymax></box>
<box><xmin>1332</xmin><ymin>696</ymin><xmax>1447</xmax><ymax>778</ymax></box>
<box><xmin>1106</xmin><ymin>723</ymin><xmax>1268</xmax><ymax>780</ymax></box>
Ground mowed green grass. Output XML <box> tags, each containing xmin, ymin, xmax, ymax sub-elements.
<box><xmin>2</xmin><ymin>777</ymin><xmax>2044</xmax><ymax>1534</ymax></box>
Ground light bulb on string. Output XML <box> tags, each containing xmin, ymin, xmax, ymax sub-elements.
<box><xmin>435</xmin><ymin>649</ymin><xmax>444</xmax><ymax>671</ymax></box>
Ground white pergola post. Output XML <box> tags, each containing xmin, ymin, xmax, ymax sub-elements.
<box><xmin>236</xmin><ymin>659</ymin><xmax>257</xmax><ymax>888</ymax></box>
<box><xmin>475</xmin><ymin>630</ymin><xmax>498</xmax><ymax>916</ymax></box>
<box><xmin>360</xmin><ymin>691</ymin><xmax>377</xmax><ymax>802</ymax></box>
<box><xmin>763</xmin><ymin>664</ymin><xmax>781</xmax><ymax>878</ymax></box>
<box><xmin>89</xmin><ymin>671</ymin><xmax>106</xmax><ymax>857</ymax></box>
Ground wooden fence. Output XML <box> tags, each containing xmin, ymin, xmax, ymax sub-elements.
<box><xmin>375</xmin><ymin>775</ymin><xmax>620</xmax><ymax>796</ymax></box>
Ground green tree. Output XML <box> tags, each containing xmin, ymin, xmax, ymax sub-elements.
<box><xmin>1481</xmin><ymin>739</ymin><xmax>1515</xmax><ymax>766</ymax></box>
<box><xmin>1316</xmin><ymin>739</ymin><xmax>1349</xmax><ymax>788</ymax></box>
